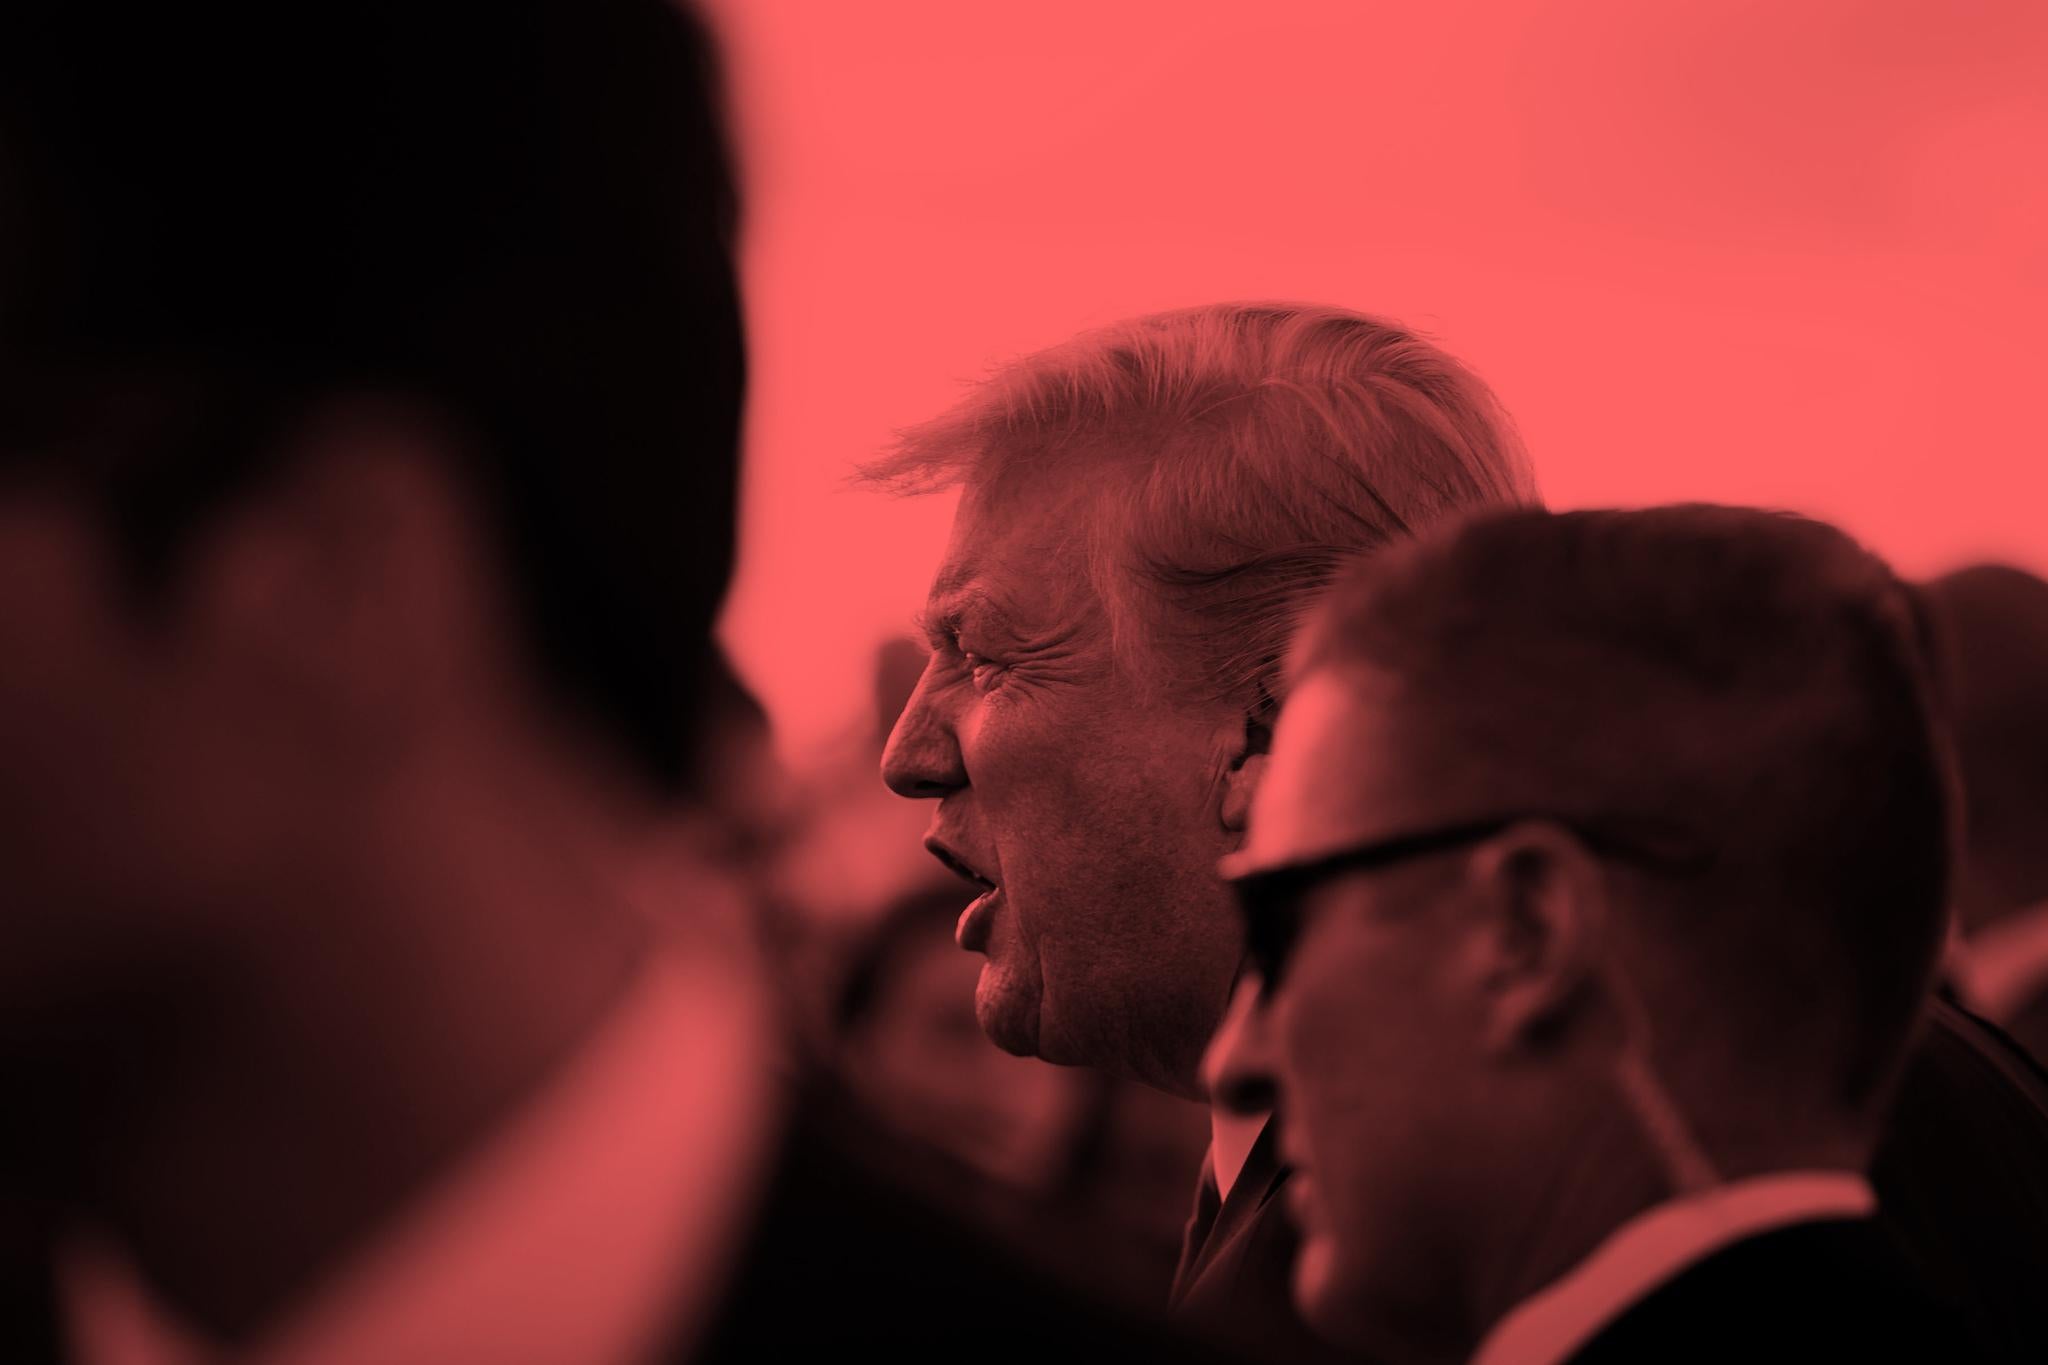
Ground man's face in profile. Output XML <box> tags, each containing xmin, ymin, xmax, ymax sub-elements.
<box><xmin>1225</xmin><ymin>669</ymin><xmax>1494</xmax><ymax>1352</ymax></box>
<box><xmin>883</xmin><ymin>475</ymin><xmax>1252</xmax><ymax>1097</ymax></box>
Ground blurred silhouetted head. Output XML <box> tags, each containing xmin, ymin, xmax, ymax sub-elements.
<box><xmin>1920</xmin><ymin>564</ymin><xmax>2048</xmax><ymax>931</ymax></box>
<box><xmin>1209</xmin><ymin>504</ymin><xmax>1954</xmax><ymax>1358</ymax></box>
<box><xmin>834</xmin><ymin>887</ymin><xmax>1089</xmax><ymax>1191</ymax></box>
<box><xmin>0</xmin><ymin>0</ymin><xmax>744</xmax><ymax>1025</ymax></box>
<box><xmin>0</xmin><ymin>0</ymin><xmax>744</xmax><ymax>787</ymax></box>
<box><xmin>873</xmin><ymin>302</ymin><xmax>1536</xmax><ymax>1097</ymax></box>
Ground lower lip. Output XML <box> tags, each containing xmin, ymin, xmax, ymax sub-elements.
<box><xmin>957</xmin><ymin>886</ymin><xmax>1002</xmax><ymax>952</ymax></box>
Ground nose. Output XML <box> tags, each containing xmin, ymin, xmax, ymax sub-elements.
<box><xmin>1203</xmin><ymin>974</ymin><xmax>1280</xmax><ymax>1117</ymax></box>
<box><xmin>881</xmin><ymin>659</ymin><xmax>967</xmax><ymax>799</ymax></box>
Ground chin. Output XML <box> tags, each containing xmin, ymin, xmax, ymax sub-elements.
<box><xmin>1293</xmin><ymin>1234</ymin><xmax>1383</xmax><ymax>1354</ymax></box>
<box><xmin>973</xmin><ymin>966</ymin><xmax>1042</xmax><ymax>1058</ymax></box>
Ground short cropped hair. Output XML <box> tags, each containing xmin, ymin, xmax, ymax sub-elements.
<box><xmin>0</xmin><ymin>0</ymin><xmax>744</xmax><ymax>792</ymax></box>
<box><xmin>1295</xmin><ymin>505</ymin><xmax>1954</xmax><ymax>1110</ymax></box>
<box><xmin>863</xmin><ymin>303</ymin><xmax>1537</xmax><ymax>712</ymax></box>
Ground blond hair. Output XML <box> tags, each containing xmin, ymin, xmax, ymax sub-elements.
<box><xmin>863</xmin><ymin>302</ymin><xmax>1538</xmax><ymax>711</ymax></box>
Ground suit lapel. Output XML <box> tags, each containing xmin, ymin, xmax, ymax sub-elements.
<box><xmin>1170</xmin><ymin>1116</ymin><xmax>1287</xmax><ymax>1305</ymax></box>
<box><xmin>1169</xmin><ymin>1150</ymin><xmax>1224</xmax><ymax>1307</ymax></box>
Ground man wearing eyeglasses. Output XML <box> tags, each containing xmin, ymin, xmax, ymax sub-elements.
<box><xmin>1206</xmin><ymin>505</ymin><xmax>1998</xmax><ymax>1363</ymax></box>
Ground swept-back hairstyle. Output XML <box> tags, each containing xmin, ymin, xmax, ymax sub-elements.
<box><xmin>864</xmin><ymin>303</ymin><xmax>1537</xmax><ymax>714</ymax></box>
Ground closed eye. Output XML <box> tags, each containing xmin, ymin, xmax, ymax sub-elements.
<box><xmin>963</xmin><ymin>652</ymin><xmax>1006</xmax><ymax>693</ymax></box>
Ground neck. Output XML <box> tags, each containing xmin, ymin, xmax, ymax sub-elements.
<box><xmin>1445</xmin><ymin>1101</ymin><xmax>1666</xmax><ymax>1364</ymax></box>
<box><xmin>1462</xmin><ymin>1103</ymin><xmax>1865</xmax><ymax>1362</ymax></box>
<box><xmin>51</xmin><ymin>737</ymin><xmax>655</xmax><ymax>1341</ymax></box>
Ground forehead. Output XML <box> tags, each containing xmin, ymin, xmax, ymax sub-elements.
<box><xmin>1246</xmin><ymin>666</ymin><xmax>1424</xmax><ymax>864</ymax></box>
<box><xmin>926</xmin><ymin>475</ymin><xmax>1100</xmax><ymax>623</ymax></box>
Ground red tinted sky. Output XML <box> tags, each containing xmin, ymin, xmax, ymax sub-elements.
<box><xmin>705</xmin><ymin>0</ymin><xmax>2048</xmax><ymax>757</ymax></box>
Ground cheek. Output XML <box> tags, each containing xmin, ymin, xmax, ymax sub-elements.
<box><xmin>972</xmin><ymin>691</ymin><xmax>1201</xmax><ymax>862</ymax></box>
<box><xmin>1276</xmin><ymin>931</ymin><xmax>1489</xmax><ymax>1346</ymax></box>
<box><xmin>1279</xmin><ymin>950</ymin><xmax>1447</xmax><ymax>1191</ymax></box>
<box><xmin>960</xmin><ymin>693</ymin><xmax>1245</xmax><ymax>1049</ymax></box>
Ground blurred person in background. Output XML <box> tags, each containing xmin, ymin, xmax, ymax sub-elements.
<box><xmin>1208</xmin><ymin>506</ymin><xmax>1991</xmax><ymax>1363</ymax></box>
<box><xmin>834</xmin><ymin>886</ymin><xmax>1096</xmax><ymax>1194</ymax></box>
<box><xmin>674</xmin><ymin>652</ymin><xmax>792</xmax><ymax>876</ymax></box>
<box><xmin>0</xmin><ymin>3</ymin><xmax>1235</xmax><ymax>1362</ymax></box>
<box><xmin>875</xmin><ymin>303</ymin><xmax>2048</xmax><ymax>1361</ymax></box>
<box><xmin>1924</xmin><ymin>564</ymin><xmax>2048</xmax><ymax>1056</ymax></box>
<box><xmin>771</xmin><ymin>637</ymin><xmax>956</xmax><ymax>1030</ymax></box>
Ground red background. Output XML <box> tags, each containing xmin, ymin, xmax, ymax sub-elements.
<box><xmin>704</xmin><ymin>0</ymin><xmax>2048</xmax><ymax>757</ymax></box>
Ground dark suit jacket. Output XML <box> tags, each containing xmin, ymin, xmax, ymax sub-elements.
<box><xmin>2001</xmin><ymin>986</ymin><xmax>2048</xmax><ymax>1071</ymax></box>
<box><xmin>0</xmin><ymin>1203</ymin><xmax>59</xmax><ymax>1365</ymax></box>
<box><xmin>1566</xmin><ymin>1217</ymin><xmax>1989</xmax><ymax>1363</ymax></box>
<box><xmin>1869</xmin><ymin>996</ymin><xmax>2048</xmax><ymax>1364</ymax></box>
<box><xmin>687</xmin><ymin>1070</ymin><xmax>1247</xmax><ymax>1362</ymax></box>
<box><xmin>1171</xmin><ymin>998</ymin><xmax>2048</xmax><ymax>1364</ymax></box>
<box><xmin>1169</xmin><ymin>1122</ymin><xmax>1359</xmax><ymax>1363</ymax></box>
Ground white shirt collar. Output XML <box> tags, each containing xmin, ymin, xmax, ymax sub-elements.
<box><xmin>1209</xmin><ymin>1108</ymin><xmax>1270</xmax><ymax>1203</ymax></box>
<box><xmin>1954</xmin><ymin>900</ymin><xmax>2048</xmax><ymax>1023</ymax></box>
<box><xmin>1470</xmin><ymin>1169</ymin><xmax>1877</xmax><ymax>1365</ymax></box>
<box><xmin>62</xmin><ymin>943</ymin><xmax>775</xmax><ymax>1365</ymax></box>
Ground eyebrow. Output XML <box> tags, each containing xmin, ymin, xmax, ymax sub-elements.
<box><xmin>916</xmin><ymin>585</ymin><xmax>1021</xmax><ymax>647</ymax></box>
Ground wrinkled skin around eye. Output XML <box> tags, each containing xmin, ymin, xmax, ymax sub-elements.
<box><xmin>885</xmin><ymin>480</ymin><xmax>1252</xmax><ymax>1099</ymax></box>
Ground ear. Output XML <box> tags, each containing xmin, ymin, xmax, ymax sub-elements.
<box><xmin>1464</xmin><ymin>823</ymin><xmax>1606</xmax><ymax>1055</ymax></box>
<box><xmin>1219</xmin><ymin>711</ymin><xmax>1272</xmax><ymax>834</ymax></box>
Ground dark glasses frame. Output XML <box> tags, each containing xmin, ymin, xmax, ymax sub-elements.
<box><xmin>1226</xmin><ymin>814</ymin><xmax>1712</xmax><ymax>989</ymax></box>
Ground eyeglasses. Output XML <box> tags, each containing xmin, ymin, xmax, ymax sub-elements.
<box><xmin>1226</xmin><ymin>815</ymin><xmax>1711</xmax><ymax>990</ymax></box>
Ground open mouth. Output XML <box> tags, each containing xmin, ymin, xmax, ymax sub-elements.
<box><xmin>926</xmin><ymin>839</ymin><xmax>997</xmax><ymax>893</ymax></box>
<box><xmin>926</xmin><ymin>838</ymin><xmax>1003</xmax><ymax>952</ymax></box>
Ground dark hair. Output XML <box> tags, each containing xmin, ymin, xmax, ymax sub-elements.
<box><xmin>1920</xmin><ymin>564</ymin><xmax>2048</xmax><ymax>907</ymax></box>
<box><xmin>1296</xmin><ymin>504</ymin><xmax>1956</xmax><ymax>1109</ymax></box>
<box><xmin>0</xmin><ymin>0</ymin><xmax>745</xmax><ymax>792</ymax></box>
